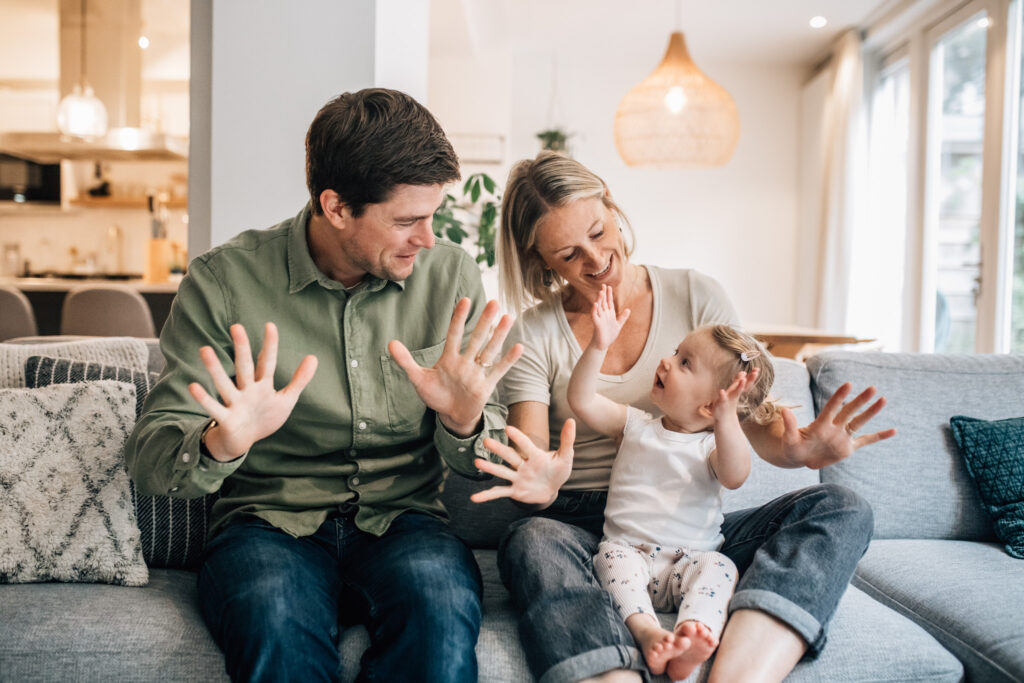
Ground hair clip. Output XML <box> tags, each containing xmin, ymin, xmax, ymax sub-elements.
<box><xmin>740</xmin><ymin>350</ymin><xmax>760</xmax><ymax>362</ymax></box>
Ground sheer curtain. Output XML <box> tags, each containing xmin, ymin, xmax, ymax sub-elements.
<box><xmin>813</xmin><ymin>29</ymin><xmax>868</xmax><ymax>334</ymax></box>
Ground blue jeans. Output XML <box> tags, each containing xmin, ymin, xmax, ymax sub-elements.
<box><xmin>198</xmin><ymin>510</ymin><xmax>482</xmax><ymax>683</ymax></box>
<box><xmin>497</xmin><ymin>484</ymin><xmax>873</xmax><ymax>683</ymax></box>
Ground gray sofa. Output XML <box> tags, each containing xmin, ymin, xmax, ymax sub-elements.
<box><xmin>2</xmin><ymin>344</ymin><xmax>1023</xmax><ymax>682</ymax></box>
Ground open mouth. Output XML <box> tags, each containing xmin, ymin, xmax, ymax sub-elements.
<box><xmin>654</xmin><ymin>374</ymin><xmax>664</xmax><ymax>389</ymax></box>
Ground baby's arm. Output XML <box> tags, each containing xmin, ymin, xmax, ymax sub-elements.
<box><xmin>567</xmin><ymin>285</ymin><xmax>629</xmax><ymax>439</ymax></box>
<box><xmin>708</xmin><ymin>371</ymin><xmax>756</xmax><ymax>489</ymax></box>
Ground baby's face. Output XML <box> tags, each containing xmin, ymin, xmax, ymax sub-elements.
<box><xmin>650</xmin><ymin>328</ymin><xmax>728</xmax><ymax>429</ymax></box>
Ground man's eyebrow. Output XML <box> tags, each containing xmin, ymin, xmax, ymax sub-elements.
<box><xmin>392</xmin><ymin>212</ymin><xmax>433</xmax><ymax>222</ymax></box>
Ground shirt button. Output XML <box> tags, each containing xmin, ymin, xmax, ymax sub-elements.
<box><xmin>349</xmin><ymin>450</ymin><xmax>357</xmax><ymax>457</ymax></box>
<box><xmin>351</xmin><ymin>477</ymin><xmax>360</xmax><ymax>486</ymax></box>
<box><xmin>182</xmin><ymin>453</ymin><xmax>191</xmax><ymax>463</ymax></box>
<box><xmin>458</xmin><ymin>447</ymin><xmax>467</xmax><ymax>453</ymax></box>
<box><xmin>350</xmin><ymin>359</ymin><xmax>358</xmax><ymax>368</ymax></box>
<box><xmin>358</xmin><ymin>421</ymin><xmax>367</xmax><ymax>430</ymax></box>
<box><xmin>170</xmin><ymin>486</ymin><xmax>179</xmax><ymax>492</ymax></box>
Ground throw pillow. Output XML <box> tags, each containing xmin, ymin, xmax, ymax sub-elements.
<box><xmin>25</xmin><ymin>355</ymin><xmax>218</xmax><ymax>570</ymax></box>
<box><xmin>950</xmin><ymin>415</ymin><xmax>1024</xmax><ymax>559</ymax></box>
<box><xmin>0</xmin><ymin>337</ymin><xmax>149</xmax><ymax>388</ymax></box>
<box><xmin>0</xmin><ymin>380</ymin><xmax>148</xmax><ymax>585</ymax></box>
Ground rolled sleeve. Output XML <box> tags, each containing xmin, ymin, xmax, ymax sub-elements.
<box><xmin>434</xmin><ymin>400</ymin><xmax>507</xmax><ymax>478</ymax></box>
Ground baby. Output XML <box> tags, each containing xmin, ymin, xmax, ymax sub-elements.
<box><xmin>567</xmin><ymin>285</ymin><xmax>778</xmax><ymax>679</ymax></box>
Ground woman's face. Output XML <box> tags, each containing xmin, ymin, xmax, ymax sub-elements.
<box><xmin>532</xmin><ymin>197</ymin><xmax>628</xmax><ymax>300</ymax></box>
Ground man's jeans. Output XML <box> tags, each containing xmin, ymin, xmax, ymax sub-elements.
<box><xmin>497</xmin><ymin>484</ymin><xmax>873</xmax><ymax>683</ymax></box>
<box><xmin>198</xmin><ymin>510</ymin><xmax>482</xmax><ymax>683</ymax></box>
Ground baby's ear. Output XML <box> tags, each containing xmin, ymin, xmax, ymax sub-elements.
<box><xmin>698</xmin><ymin>401</ymin><xmax>714</xmax><ymax>419</ymax></box>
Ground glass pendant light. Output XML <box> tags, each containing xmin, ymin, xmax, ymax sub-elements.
<box><xmin>57</xmin><ymin>0</ymin><xmax>108</xmax><ymax>139</ymax></box>
<box><xmin>614</xmin><ymin>4</ymin><xmax>739</xmax><ymax>168</ymax></box>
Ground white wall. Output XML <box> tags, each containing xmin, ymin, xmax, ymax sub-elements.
<box><xmin>429</xmin><ymin>7</ymin><xmax>804</xmax><ymax>324</ymax></box>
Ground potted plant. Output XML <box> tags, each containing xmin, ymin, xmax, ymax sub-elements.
<box><xmin>433</xmin><ymin>172</ymin><xmax>500</xmax><ymax>268</ymax></box>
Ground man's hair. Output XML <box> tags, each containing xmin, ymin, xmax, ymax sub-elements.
<box><xmin>305</xmin><ymin>88</ymin><xmax>460</xmax><ymax>217</ymax></box>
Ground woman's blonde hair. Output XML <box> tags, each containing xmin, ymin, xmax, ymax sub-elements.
<box><xmin>498</xmin><ymin>152</ymin><xmax>635</xmax><ymax>313</ymax></box>
<box><xmin>706</xmin><ymin>325</ymin><xmax>782</xmax><ymax>426</ymax></box>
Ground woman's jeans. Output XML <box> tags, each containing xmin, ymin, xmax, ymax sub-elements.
<box><xmin>197</xmin><ymin>510</ymin><xmax>483</xmax><ymax>683</ymax></box>
<box><xmin>497</xmin><ymin>484</ymin><xmax>873</xmax><ymax>683</ymax></box>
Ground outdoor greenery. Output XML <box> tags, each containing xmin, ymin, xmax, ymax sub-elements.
<box><xmin>432</xmin><ymin>172</ymin><xmax>501</xmax><ymax>268</ymax></box>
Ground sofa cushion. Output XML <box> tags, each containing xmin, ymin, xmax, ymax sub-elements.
<box><xmin>0</xmin><ymin>570</ymin><xmax>229</xmax><ymax>681</ymax></box>
<box><xmin>24</xmin><ymin>354</ymin><xmax>217</xmax><ymax>571</ymax></box>
<box><xmin>0</xmin><ymin>381</ymin><xmax>147</xmax><ymax>586</ymax></box>
<box><xmin>807</xmin><ymin>351</ymin><xmax>1024</xmax><ymax>540</ymax></box>
<box><xmin>853</xmin><ymin>539</ymin><xmax>1024</xmax><ymax>683</ymax></box>
<box><xmin>949</xmin><ymin>415</ymin><xmax>1024</xmax><ymax>558</ymax></box>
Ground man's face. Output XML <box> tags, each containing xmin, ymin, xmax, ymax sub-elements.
<box><xmin>339</xmin><ymin>183</ymin><xmax>444</xmax><ymax>283</ymax></box>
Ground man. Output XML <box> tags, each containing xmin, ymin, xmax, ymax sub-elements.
<box><xmin>125</xmin><ymin>88</ymin><xmax>521</xmax><ymax>682</ymax></box>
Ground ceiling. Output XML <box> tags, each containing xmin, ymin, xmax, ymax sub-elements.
<box><xmin>433</xmin><ymin>0</ymin><xmax>894</xmax><ymax>66</ymax></box>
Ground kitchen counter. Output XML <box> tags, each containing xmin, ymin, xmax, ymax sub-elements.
<box><xmin>3</xmin><ymin>276</ymin><xmax>180</xmax><ymax>294</ymax></box>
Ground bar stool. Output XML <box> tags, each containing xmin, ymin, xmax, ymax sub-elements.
<box><xmin>60</xmin><ymin>285</ymin><xmax>157</xmax><ymax>338</ymax></box>
<box><xmin>0</xmin><ymin>284</ymin><xmax>38</xmax><ymax>341</ymax></box>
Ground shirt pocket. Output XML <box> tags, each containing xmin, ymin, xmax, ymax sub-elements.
<box><xmin>380</xmin><ymin>339</ymin><xmax>447</xmax><ymax>433</ymax></box>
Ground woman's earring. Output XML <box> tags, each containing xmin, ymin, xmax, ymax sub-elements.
<box><xmin>542</xmin><ymin>269</ymin><xmax>553</xmax><ymax>287</ymax></box>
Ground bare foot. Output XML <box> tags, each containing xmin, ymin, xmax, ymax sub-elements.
<box><xmin>626</xmin><ymin>614</ymin><xmax>693</xmax><ymax>675</ymax></box>
<box><xmin>666</xmin><ymin>621</ymin><xmax>719</xmax><ymax>681</ymax></box>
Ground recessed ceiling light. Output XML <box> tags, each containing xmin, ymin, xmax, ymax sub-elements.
<box><xmin>810</xmin><ymin>16</ymin><xmax>828</xmax><ymax>29</ymax></box>
<box><xmin>138</xmin><ymin>35</ymin><xmax>150</xmax><ymax>49</ymax></box>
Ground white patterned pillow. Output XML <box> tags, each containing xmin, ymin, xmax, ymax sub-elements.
<box><xmin>0</xmin><ymin>380</ymin><xmax>148</xmax><ymax>586</ymax></box>
<box><xmin>0</xmin><ymin>337</ymin><xmax>149</xmax><ymax>388</ymax></box>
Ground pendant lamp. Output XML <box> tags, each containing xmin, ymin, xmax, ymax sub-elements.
<box><xmin>614</xmin><ymin>16</ymin><xmax>739</xmax><ymax>168</ymax></box>
<box><xmin>57</xmin><ymin>0</ymin><xmax>108</xmax><ymax>139</ymax></box>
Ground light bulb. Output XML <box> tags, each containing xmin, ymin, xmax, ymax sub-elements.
<box><xmin>138</xmin><ymin>35</ymin><xmax>150</xmax><ymax>49</ymax></box>
<box><xmin>56</xmin><ymin>83</ymin><xmax>108</xmax><ymax>139</ymax></box>
<box><xmin>664</xmin><ymin>86</ymin><xmax>686</xmax><ymax>114</ymax></box>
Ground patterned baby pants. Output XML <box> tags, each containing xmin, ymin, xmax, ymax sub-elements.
<box><xmin>595</xmin><ymin>539</ymin><xmax>737</xmax><ymax>637</ymax></box>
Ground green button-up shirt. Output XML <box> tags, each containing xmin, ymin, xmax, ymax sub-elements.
<box><xmin>124</xmin><ymin>204</ymin><xmax>506</xmax><ymax>540</ymax></box>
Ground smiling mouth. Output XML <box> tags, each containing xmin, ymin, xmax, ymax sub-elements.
<box><xmin>588</xmin><ymin>258</ymin><xmax>612</xmax><ymax>278</ymax></box>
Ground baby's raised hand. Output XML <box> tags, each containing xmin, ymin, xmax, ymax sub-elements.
<box><xmin>711</xmin><ymin>368</ymin><xmax>760</xmax><ymax>421</ymax></box>
<box><xmin>590</xmin><ymin>285</ymin><xmax>631</xmax><ymax>351</ymax></box>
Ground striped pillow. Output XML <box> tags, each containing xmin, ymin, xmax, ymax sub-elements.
<box><xmin>24</xmin><ymin>356</ymin><xmax>217</xmax><ymax>570</ymax></box>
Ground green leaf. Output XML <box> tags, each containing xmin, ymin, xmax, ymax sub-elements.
<box><xmin>482</xmin><ymin>174</ymin><xmax>496</xmax><ymax>194</ymax></box>
<box><xmin>463</xmin><ymin>178</ymin><xmax>474</xmax><ymax>195</ymax></box>
<box><xmin>470</xmin><ymin>180</ymin><xmax>481</xmax><ymax>203</ymax></box>
<box><xmin>446</xmin><ymin>226</ymin><xmax>465</xmax><ymax>243</ymax></box>
<box><xmin>481</xmin><ymin>203</ymin><xmax>496</xmax><ymax>225</ymax></box>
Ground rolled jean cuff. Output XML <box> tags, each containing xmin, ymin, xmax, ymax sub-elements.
<box><xmin>729</xmin><ymin>588</ymin><xmax>826</xmax><ymax>658</ymax></box>
<box><xmin>539</xmin><ymin>644</ymin><xmax>649</xmax><ymax>683</ymax></box>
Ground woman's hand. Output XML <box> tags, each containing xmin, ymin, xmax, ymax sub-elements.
<box><xmin>780</xmin><ymin>383</ymin><xmax>896</xmax><ymax>469</ymax></box>
<box><xmin>470</xmin><ymin>419</ymin><xmax>576</xmax><ymax>507</ymax></box>
<box><xmin>188</xmin><ymin>322</ymin><xmax>318</xmax><ymax>462</ymax></box>
<box><xmin>389</xmin><ymin>298</ymin><xmax>523</xmax><ymax>437</ymax></box>
<box><xmin>590</xmin><ymin>284</ymin><xmax>630</xmax><ymax>351</ymax></box>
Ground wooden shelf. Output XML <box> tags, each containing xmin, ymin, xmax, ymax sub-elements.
<box><xmin>69</xmin><ymin>196</ymin><xmax>188</xmax><ymax>210</ymax></box>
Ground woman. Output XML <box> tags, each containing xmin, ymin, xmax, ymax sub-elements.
<box><xmin>473</xmin><ymin>152</ymin><xmax>894</xmax><ymax>683</ymax></box>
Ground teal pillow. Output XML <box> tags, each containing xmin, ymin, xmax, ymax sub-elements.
<box><xmin>950</xmin><ymin>415</ymin><xmax>1024</xmax><ymax>559</ymax></box>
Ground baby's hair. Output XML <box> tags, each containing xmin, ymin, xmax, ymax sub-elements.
<box><xmin>705</xmin><ymin>325</ymin><xmax>781</xmax><ymax>426</ymax></box>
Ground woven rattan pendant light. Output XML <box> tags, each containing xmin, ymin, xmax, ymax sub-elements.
<box><xmin>614</xmin><ymin>9</ymin><xmax>739</xmax><ymax>168</ymax></box>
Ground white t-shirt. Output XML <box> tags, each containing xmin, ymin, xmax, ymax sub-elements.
<box><xmin>602</xmin><ymin>407</ymin><xmax>724</xmax><ymax>551</ymax></box>
<box><xmin>500</xmin><ymin>267</ymin><xmax>739</xmax><ymax>490</ymax></box>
